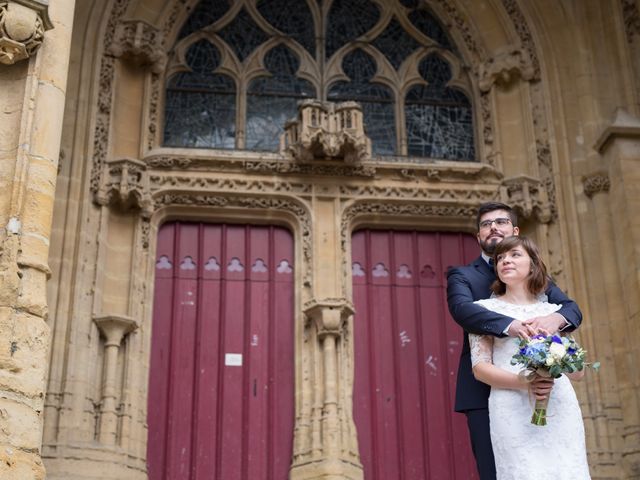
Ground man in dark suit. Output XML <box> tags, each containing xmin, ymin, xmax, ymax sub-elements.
<box><xmin>446</xmin><ymin>202</ymin><xmax>582</xmax><ymax>480</ymax></box>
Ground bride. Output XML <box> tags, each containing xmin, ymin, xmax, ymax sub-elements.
<box><xmin>469</xmin><ymin>236</ymin><xmax>591</xmax><ymax>480</ymax></box>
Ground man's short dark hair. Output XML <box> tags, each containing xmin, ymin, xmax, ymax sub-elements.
<box><xmin>476</xmin><ymin>202</ymin><xmax>518</xmax><ymax>230</ymax></box>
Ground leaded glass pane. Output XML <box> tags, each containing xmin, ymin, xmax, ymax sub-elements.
<box><xmin>328</xmin><ymin>50</ymin><xmax>395</xmax><ymax>154</ymax></box>
<box><xmin>405</xmin><ymin>105</ymin><xmax>474</xmax><ymax>159</ymax></box>
<box><xmin>405</xmin><ymin>54</ymin><xmax>474</xmax><ymax>160</ymax></box>
<box><xmin>257</xmin><ymin>0</ymin><xmax>315</xmax><ymax>54</ymax></box>
<box><xmin>164</xmin><ymin>41</ymin><xmax>236</xmax><ymax>148</ymax></box>
<box><xmin>371</xmin><ymin>17</ymin><xmax>420</xmax><ymax>70</ymax></box>
<box><xmin>326</xmin><ymin>0</ymin><xmax>381</xmax><ymax>60</ymax></box>
<box><xmin>247</xmin><ymin>45</ymin><xmax>316</xmax><ymax>151</ymax></box>
<box><xmin>178</xmin><ymin>0</ymin><xmax>231</xmax><ymax>40</ymax></box>
<box><xmin>217</xmin><ymin>8</ymin><xmax>269</xmax><ymax>61</ymax></box>
<box><xmin>409</xmin><ymin>8</ymin><xmax>454</xmax><ymax>50</ymax></box>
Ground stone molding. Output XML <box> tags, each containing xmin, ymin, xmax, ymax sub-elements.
<box><xmin>109</xmin><ymin>20</ymin><xmax>167</xmax><ymax>74</ymax></box>
<box><xmin>594</xmin><ymin>107</ymin><xmax>640</xmax><ymax>153</ymax></box>
<box><xmin>478</xmin><ymin>45</ymin><xmax>535</xmax><ymax>92</ymax></box>
<box><xmin>340</xmin><ymin>201</ymin><xmax>481</xmax><ymax>296</ymax></box>
<box><xmin>582</xmin><ymin>172</ymin><xmax>611</xmax><ymax>198</ymax></box>
<box><xmin>152</xmin><ymin>192</ymin><xmax>313</xmax><ymax>287</ymax></box>
<box><xmin>142</xmin><ymin>152</ymin><xmax>503</xmax><ymax>181</ymax></box>
<box><xmin>500</xmin><ymin>0</ymin><xmax>541</xmax><ymax>81</ymax></box>
<box><xmin>0</xmin><ymin>0</ymin><xmax>52</xmax><ymax>65</ymax></box>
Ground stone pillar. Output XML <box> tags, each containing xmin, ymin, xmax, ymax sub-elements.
<box><xmin>290</xmin><ymin>188</ymin><xmax>363</xmax><ymax>480</ymax></box>
<box><xmin>93</xmin><ymin>315</ymin><xmax>138</xmax><ymax>446</ymax></box>
<box><xmin>0</xmin><ymin>0</ymin><xmax>74</xmax><ymax>479</ymax></box>
<box><xmin>594</xmin><ymin>108</ymin><xmax>640</xmax><ymax>478</ymax></box>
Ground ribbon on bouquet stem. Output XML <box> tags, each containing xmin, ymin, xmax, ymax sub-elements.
<box><xmin>518</xmin><ymin>368</ymin><xmax>552</xmax><ymax>426</ymax></box>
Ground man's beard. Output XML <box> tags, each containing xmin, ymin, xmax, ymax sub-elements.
<box><xmin>480</xmin><ymin>236</ymin><xmax>502</xmax><ymax>255</ymax></box>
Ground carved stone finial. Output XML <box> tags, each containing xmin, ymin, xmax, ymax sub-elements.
<box><xmin>95</xmin><ymin>158</ymin><xmax>153</xmax><ymax>218</ymax></box>
<box><xmin>281</xmin><ymin>100</ymin><xmax>372</xmax><ymax>163</ymax></box>
<box><xmin>478</xmin><ymin>45</ymin><xmax>535</xmax><ymax>92</ymax></box>
<box><xmin>500</xmin><ymin>174</ymin><xmax>552</xmax><ymax>222</ymax></box>
<box><xmin>109</xmin><ymin>20</ymin><xmax>166</xmax><ymax>74</ymax></box>
<box><xmin>582</xmin><ymin>172</ymin><xmax>611</xmax><ymax>198</ymax></box>
<box><xmin>0</xmin><ymin>1</ymin><xmax>52</xmax><ymax>65</ymax></box>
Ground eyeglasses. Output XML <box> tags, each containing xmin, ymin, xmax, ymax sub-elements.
<box><xmin>479</xmin><ymin>217</ymin><xmax>512</xmax><ymax>230</ymax></box>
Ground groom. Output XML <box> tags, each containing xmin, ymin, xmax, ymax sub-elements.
<box><xmin>446</xmin><ymin>202</ymin><xmax>583</xmax><ymax>479</ymax></box>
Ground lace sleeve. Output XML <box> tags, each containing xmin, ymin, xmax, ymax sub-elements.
<box><xmin>469</xmin><ymin>333</ymin><xmax>493</xmax><ymax>367</ymax></box>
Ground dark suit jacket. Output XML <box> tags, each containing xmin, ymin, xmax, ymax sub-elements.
<box><xmin>447</xmin><ymin>256</ymin><xmax>582</xmax><ymax>412</ymax></box>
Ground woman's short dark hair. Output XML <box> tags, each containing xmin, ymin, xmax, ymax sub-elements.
<box><xmin>491</xmin><ymin>236</ymin><xmax>548</xmax><ymax>296</ymax></box>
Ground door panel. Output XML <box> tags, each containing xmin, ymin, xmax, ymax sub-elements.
<box><xmin>352</xmin><ymin>230</ymin><xmax>479</xmax><ymax>480</ymax></box>
<box><xmin>148</xmin><ymin>223</ymin><xmax>294</xmax><ymax>479</ymax></box>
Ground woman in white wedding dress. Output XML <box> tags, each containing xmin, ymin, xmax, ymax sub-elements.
<box><xmin>469</xmin><ymin>236</ymin><xmax>591</xmax><ymax>480</ymax></box>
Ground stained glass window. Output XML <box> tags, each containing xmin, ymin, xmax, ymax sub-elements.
<box><xmin>405</xmin><ymin>55</ymin><xmax>474</xmax><ymax>160</ymax></box>
<box><xmin>371</xmin><ymin>17</ymin><xmax>420</xmax><ymax>70</ymax></box>
<box><xmin>326</xmin><ymin>0</ymin><xmax>381</xmax><ymax>60</ymax></box>
<box><xmin>328</xmin><ymin>50</ymin><xmax>396</xmax><ymax>155</ymax></box>
<box><xmin>257</xmin><ymin>0</ymin><xmax>315</xmax><ymax>55</ymax></box>
<box><xmin>164</xmin><ymin>41</ymin><xmax>236</xmax><ymax>148</ymax></box>
<box><xmin>166</xmin><ymin>0</ymin><xmax>477</xmax><ymax>162</ymax></box>
<box><xmin>247</xmin><ymin>45</ymin><xmax>316</xmax><ymax>151</ymax></box>
<box><xmin>177</xmin><ymin>0</ymin><xmax>231</xmax><ymax>40</ymax></box>
<box><xmin>217</xmin><ymin>8</ymin><xmax>269</xmax><ymax>62</ymax></box>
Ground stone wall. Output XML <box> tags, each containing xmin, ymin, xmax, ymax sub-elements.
<box><xmin>0</xmin><ymin>0</ymin><xmax>633</xmax><ymax>479</ymax></box>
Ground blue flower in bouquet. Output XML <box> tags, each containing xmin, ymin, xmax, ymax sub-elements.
<box><xmin>510</xmin><ymin>334</ymin><xmax>599</xmax><ymax>378</ymax></box>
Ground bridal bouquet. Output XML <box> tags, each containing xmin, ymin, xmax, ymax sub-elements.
<box><xmin>511</xmin><ymin>334</ymin><xmax>599</xmax><ymax>426</ymax></box>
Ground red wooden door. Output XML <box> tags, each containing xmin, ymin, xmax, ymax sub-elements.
<box><xmin>148</xmin><ymin>222</ymin><xmax>294</xmax><ymax>479</ymax></box>
<box><xmin>352</xmin><ymin>230</ymin><xmax>479</xmax><ymax>480</ymax></box>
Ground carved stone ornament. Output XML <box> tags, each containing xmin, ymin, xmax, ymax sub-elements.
<box><xmin>478</xmin><ymin>45</ymin><xmax>535</xmax><ymax>92</ymax></box>
<box><xmin>95</xmin><ymin>158</ymin><xmax>153</xmax><ymax>218</ymax></box>
<box><xmin>582</xmin><ymin>172</ymin><xmax>611</xmax><ymax>198</ymax></box>
<box><xmin>622</xmin><ymin>0</ymin><xmax>640</xmax><ymax>44</ymax></box>
<box><xmin>281</xmin><ymin>100</ymin><xmax>372</xmax><ymax>163</ymax></box>
<box><xmin>303</xmin><ymin>298</ymin><xmax>355</xmax><ymax>338</ymax></box>
<box><xmin>109</xmin><ymin>20</ymin><xmax>167</xmax><ymax>74</ymax></box>
<box><xmin>0</xmin><ymin>0</ymin><xmax>52</xmax><ymax>65</ymax></box>
<box><xmin>500</xmin><ymin>174</ymin><xmax>551</xmax><ymax>222</ymax></box>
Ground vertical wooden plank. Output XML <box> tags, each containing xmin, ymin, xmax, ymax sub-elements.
<box><xmin>164</xmin><ymin>223</ymin><xmax>199</xmax><ymax>478</ymax></box>
<box><xmin>147</xmin><ymin>223</ymin><xmax>175</xmax><ymax>480</ymax></box>
<box><xmin>271</xmin><ymin>227</ymin><xmax>295</xmax><ymax>479</ymax></box>
<box><xmin>219</xmin><ymin>225</ymin><xmax>246</xmax><ymax>480</ymax></box>
<box><xmin>193</xmin><ymin>224</ymin><xmax>222</xmax><ymax>479</ymax></box>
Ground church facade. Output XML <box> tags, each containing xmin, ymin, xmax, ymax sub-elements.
<box><xmin>1</xmin><ymin>0</ymin><xmax>640</xmax><ymax>479</ymax></box>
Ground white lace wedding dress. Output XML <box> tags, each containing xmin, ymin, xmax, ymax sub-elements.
<box><xmin>470</xmin><ymin>297</ymin><xmax>591</xmax><ymax>480</ymax></box>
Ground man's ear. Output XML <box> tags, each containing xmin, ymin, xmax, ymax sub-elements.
<box><xmin>476</xmin><ymin>232</ymin><xmax>481</xmax><ymax>244</ymax></box>
<box><xmin>513</xmin><ymin>226</ymin><xmax>520</xmax><ymax>236</ymax></box>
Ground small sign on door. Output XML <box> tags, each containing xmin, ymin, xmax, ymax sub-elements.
<box><xmin>225</xmin><ymin>353</ymin><xmax>243</xmax><ymax>366</ymax></box>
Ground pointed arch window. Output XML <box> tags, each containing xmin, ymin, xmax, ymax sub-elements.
<box><xmin>164</xmin><ymin>0</ymin><xmax>477</xmax><ymax>162</ymax></box>
<box><xmin>247</xmin><ymin>45</ymin><xmax>316</xmax><ymax>151</ymax></box>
